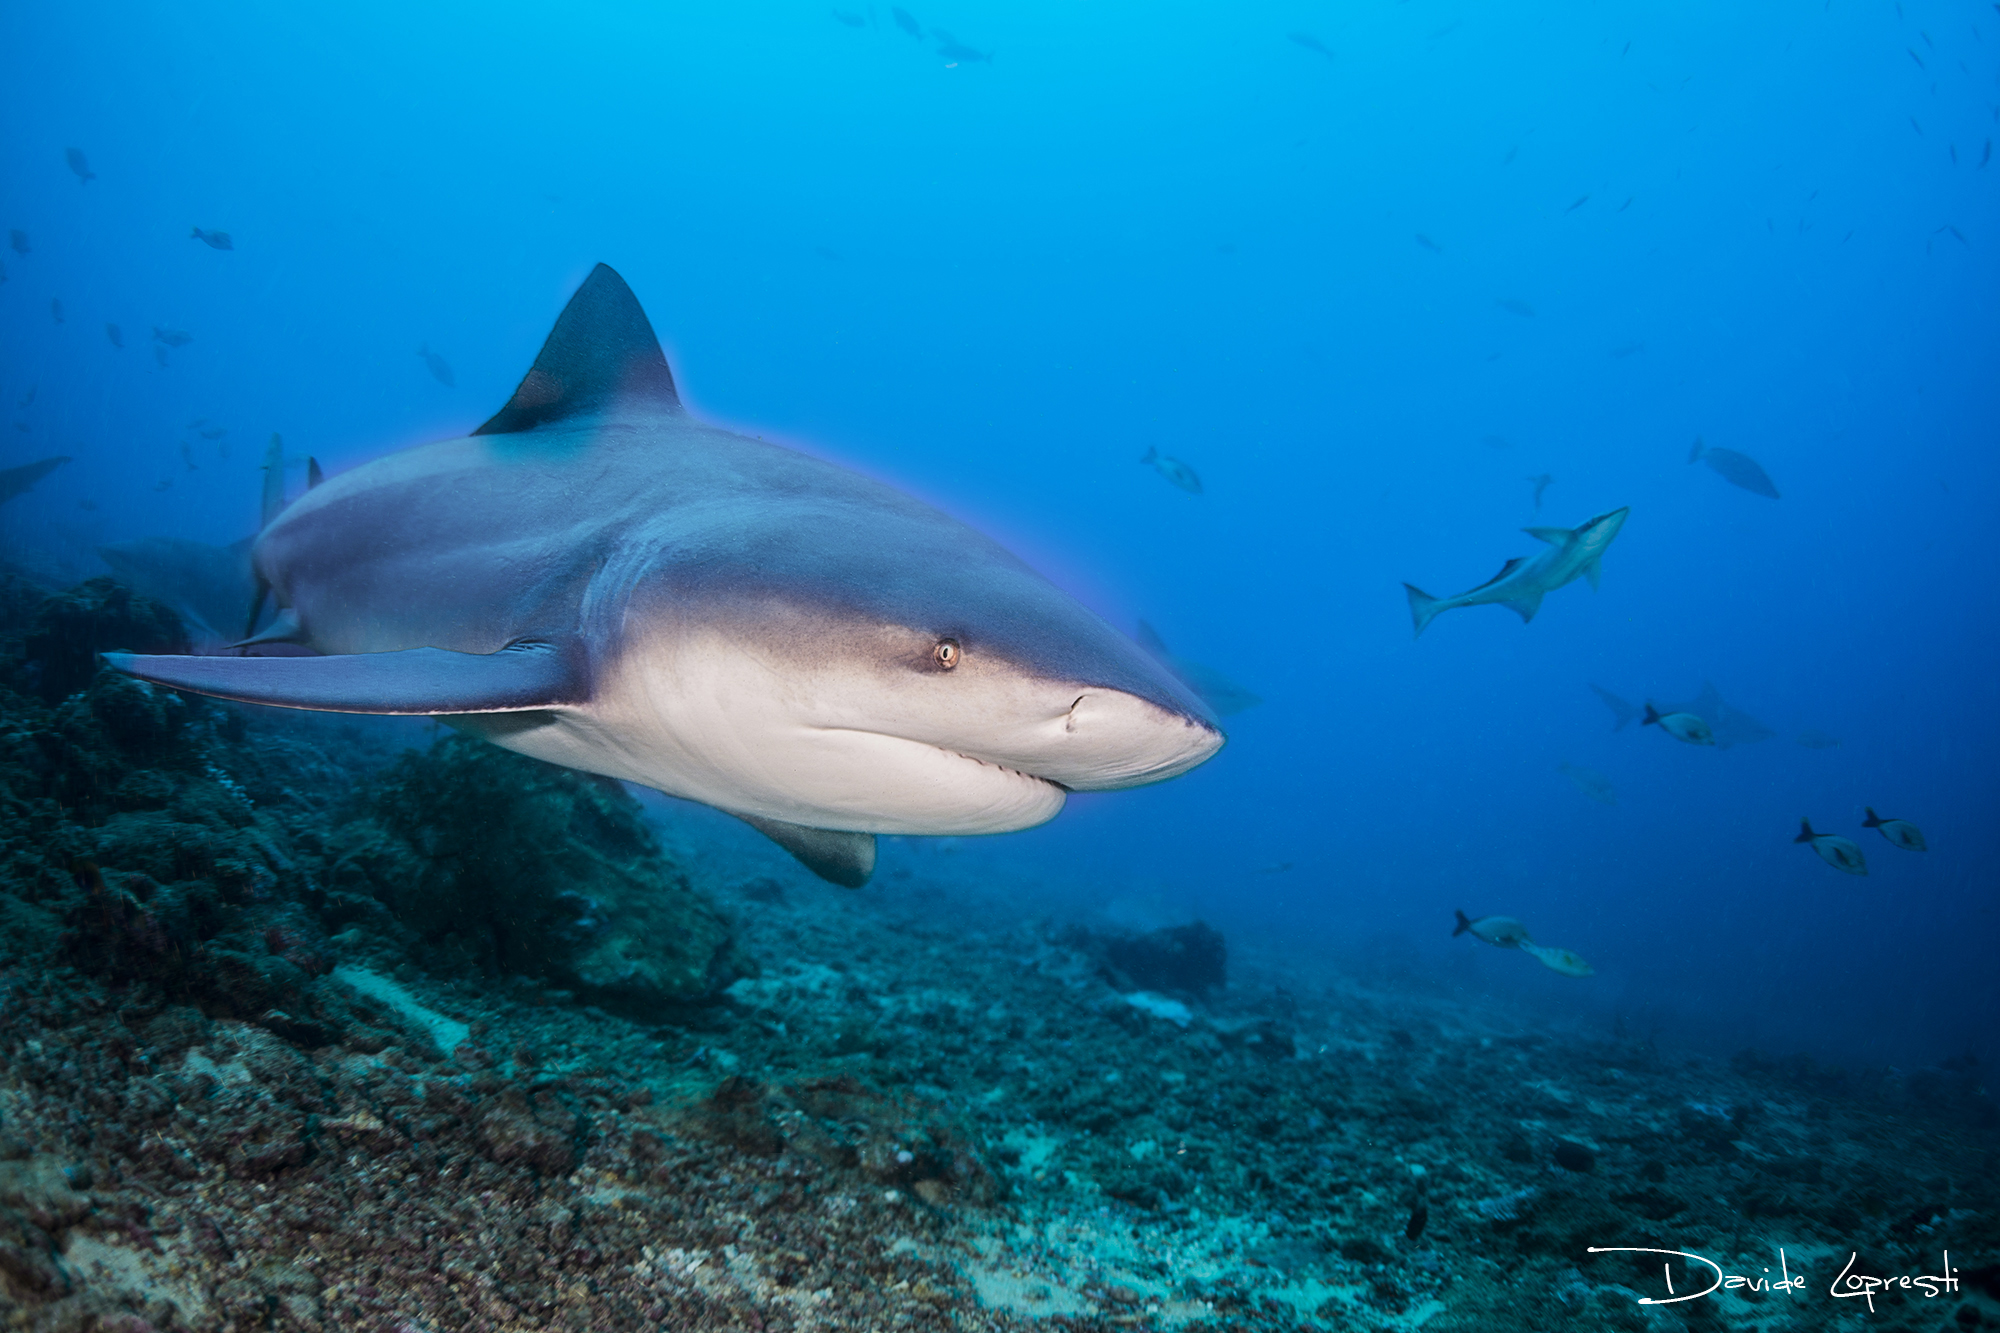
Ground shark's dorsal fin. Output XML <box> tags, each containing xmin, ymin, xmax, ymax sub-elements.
<box><xmin>1471</xmin><ymin>556</ymin><xmax>1528</xmax><ymax>592</ymax></box>
<box><xmin>1522</xmin><ymin>526</ymin><xmax>1571</xmax><ymax>545</ymax></box>
<box><xmin>475</xmin><ymin>263</ymin><xmax>679</xmax><ymax>436</ymax></box>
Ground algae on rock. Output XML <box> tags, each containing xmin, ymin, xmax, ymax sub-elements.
<box><xmin>339</xmin><ymin>734</ymin><xmax>753</xmax><ymax>1007</ymax></box>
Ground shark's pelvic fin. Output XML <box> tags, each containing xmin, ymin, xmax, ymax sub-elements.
<box><xmin>232</xmin><ymin>608</ymin><xmax>304</xmax><ymax>648</ymax></box>
<box><xmin>104</xmin><ymin>640</ymin><xmax>589</xmax><ymax>715</ymax></box>
<box><xmin>1583</xmin><ymin>557</ymin><xmax>1602</xmax><ymax>591</ymax></box>
<box><xmin>1503</xmin><ymin>589</ymin><xmax>1545</xmax><ymax>622</ymax></box>
<box><xmin>1521</xmin><ymin>526</ymin><xmax>1572</xmax><ymax>545</ymax></box>
<box><xmin>307</xmin><ymin>457</ymin><xmax>324</xmax><ymax>489</ymax></box>
<box><xmin>475</xmin><ymin>263</ymin><xmax>680</xmax><ymax>436</ymax></box>
<box><xmin>734</xmin><ymin>813</ymin><xmax>877</xmax><ymax>888</ymax></box>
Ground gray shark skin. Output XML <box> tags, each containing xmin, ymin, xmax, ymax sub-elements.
<box><xmin>107</xmin><ymin>264</ymin><xmax>1223</xmax><ymax>886</ymax></box>
<box><xmin>1403</xmin><ymin>507</ymin><xmax>1629</xmax><ymax>637</ymax></box>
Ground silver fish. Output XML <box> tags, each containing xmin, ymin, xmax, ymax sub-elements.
<box><xmin>1642</xmin><ymin>702</ymin><xmax>1714</xmax><ymax>745</ymax></box>
<box><xmin>190</xmin><ymin>227</ymin><xmax>234</xmax><ymax>250</ymax></box>
<box><xmin>1140</xmin><ymin>446</ymin><xmax>1202</xmax><ymax>494</ymax></box>
<box><xmin>1862</xmin><ymin>807</ymin><xmax>1926</xmax><ymax>852</ymax></box>
<box><xmin>1453</xmin><ymin>911</ymin><xmax>1529</xmax><ymax>947</ymax></box>
<box><xmin>1795</xmin><ymin>819</ymin><xmax>1867</xmax><ymax>875</ymax></box>
<box><xmin>418</xmin><ymin>344</ymin><xmax>455</xmax><ymax>387</ymax></box>
<box><xmin>1520</xmin><ymin>942</ymin><xmax>1593</xmax><ymax>977</ymax></box>
<box><xmin>1689</xmin><ymin>437</ymin><xmax>1779</xmax><ymax>499</ymax></box>
<box><xmin>1404</xmin><ymin>508</ymin><xmax>1629</xmax><ymax>637</ymax></box>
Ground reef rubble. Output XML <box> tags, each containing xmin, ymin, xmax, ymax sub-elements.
<box><xmin>1</xmin><ymin>576</ymin><xmax>1996</xmax><ymax>1332</ymax></box>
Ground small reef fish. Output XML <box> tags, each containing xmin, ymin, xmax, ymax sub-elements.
<box><xmin>0</xmin><ymin>456</ymin><xmax>72</xmax><ymax>506</ymax></box>
<box><xmin>1140</xmin><ymin>447</ymin><xmax>1203</xmax><ymax>494</ymax></box>
<box><xmin>1796</xmin><ymin>729</ymin><xmax>1841</xmax><ymax>749</ymax></box>
<box><xmin>153</xmin><ymin>327</ymin><xmax>193</xmax><ymax>348</ymax></box>
<box><xmin>1404</xmin><ymin>507</ymin><xmax>1629</xmax><ymax>637</ymax></box>
<box><xmin>1453</xmin><ymin>911</ymin><xmax>1530</xmax><ymax>947</ymax></box>
<box><xmin>67</xmin><ymin>147</ymin><xmax>95</xmax><ymax>183</ymax></box>
<box><xmin>1862</xmin><ymin>808</ymin><xmax>1926</xmax><ymax>852</ymax></box>
<box><xmin>1796</xmin><ymin>819</ymin><xmax>1867</xmax><ymax>875</ymax></box>
<box><xmin>891</xmin><ymin>6</ymin><xmax>922</xmax><ymax>37</ymax></box>
<box><xmin>1642</xmin><ymin>702</ymin><xmax>1714</xmax><ymax>745</ymax></box>
<box><xmin>190</xmin><ymin>227</ymin><xmax>234</xmax><ymax>250</ymax></box>
<box><xmin>1648</xmin><ymin>682</ymin><xmax>1774</xmax><ymax>749</ymax></box>
<box><xmin>1528</xmin><ymin>473</ymin><xmax>1553</xmax><ymax>510</ymax></box>
<box><xmin>1289</xmin><ymin>31</ymin><xmax>1335</xmax><ymax>60</ymax></box>
<box><xmin>50</xmin><ymin>299</ymin><xmax>64</xmax><ymax>324</ymax></box>
<box><xmin>1689</xmin><ymin>437</ymin><xmax>1779</xmax><ymax>499</ymax></box>
<box><xmin>1455</xmin><ymin>913</ymin><xmax>1592</xmax><ymax>976</ymax></box>
<box><xmin>1559</xmin><ymin>761</ymin><xmax>1615</xmax><ymax>805</ymax></box>
<box><xmin>106</xmin><ymin>324</ymin><xmax>124</xmax><ymax>349</ymax></box>
<box><xmin>8</xmin><ymin>230</ymin><xmax>28</xmax><ymax>256</ymax></box>
<box><xmin>200</xmin><ymin>427</ymin><xmax>228</xmax><ymax>440</ymax></box>
<box><xmin>1497</xmin><ymin>298</ymin><xmax>1535</xmax><ymax>316</ymax></box>
<box><xmin>1520</xmin><ymin>942</ymin><xmax>1593</xmax><ymax>977</ymax></box>
<box><xmin>832</xmin><ymin>9</ymin><xmax>865</xmax><ymax>27</ymax></box>
<box><xmin>418</xmin><ymin>344</ymin><xmax>455</xmax><ymax>387</ymax></box>
<box><xmin>1415</xmin><ymin>234</ymin><xmax>1443</xmax><ymax>253</ymax></box>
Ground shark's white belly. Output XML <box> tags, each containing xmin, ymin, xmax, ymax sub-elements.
<box><xmin>471</xmin><ymin>632</ymin><xmax>1069</xmax><ymax>836</ymax></box>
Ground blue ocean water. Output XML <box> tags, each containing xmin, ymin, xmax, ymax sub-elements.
<box><xmin>2</xmin><ymin>0</ymin><xmax>1993</xmax><ymax>1089</ymax></box>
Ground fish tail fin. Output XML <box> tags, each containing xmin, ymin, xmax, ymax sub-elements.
<box><xmin>1642</xmin><ymin>702</ymin><xmax>1662</xmax><ymax>727</ymax></box>
<box><xmin>189</xmin><ymin>226</ymin><xmax>200</xmax><ymax>238</ymax></box>
<box><xmin>1140</xmin><ymin>447</ymin><xmax>1157</xmax><ymax>464</ymax></box>
<box><xmin>1794</xmin><ymin>818</ymin><xmax>1817</xmax><ymax>843</ymax></box>
<box><xmin>1452</xmin><ymin>910</ymin><xmax>1472</xmax><ymax>937</ymax></box>
<box><xmin>1861</xmin><ymin>807</ymin><xmax>1882</xmax><ymax>828</ymax></box>
<box><xmin>1404</xmin><ymin>584</ymin><xmax>1441</xmax><ymax>638</ymax></box>
<box><xmin>1687</xmin><ymin>437</ymin><xmax>1705</xmax><ymax>463</ymax></box>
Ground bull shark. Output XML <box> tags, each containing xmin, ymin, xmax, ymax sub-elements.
<box><xmin>106</xmin><ymin>264</ymin><xmax>1223</xmax><ymax>886</ymax></box>
<box><xmin>1403</xmin><ymin>507</ymin><xmax>1629</xmax><ymax>637</ymax></box>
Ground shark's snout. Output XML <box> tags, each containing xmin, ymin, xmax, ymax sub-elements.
<box><xmin>1002</xmin><ymin>687</ymin><xmax>1224</xmax><ymax>792</ymax></box>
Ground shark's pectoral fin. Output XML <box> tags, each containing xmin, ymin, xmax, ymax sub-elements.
<box><xmin>735</xmin><ymin>813</ymin><xmax>876</xmax><ymax>888</ymax></box>
<box><xmin>1584</xmin><ymin>558</ymin><xmax>1602</xmax><ymax>591</ymax></box>
<box><xmin>1521</xmin><ymin>526</ymin><xmax>1573</xmax><ymax>546</ymax></box>
<box><xmin>1503</xmin><ymin>589</ymin><xmax>1545</xmax><ymax>622</ymax></box>
<box><xmin>103</xmin><ymin>639</ymin><xmax>588</xmax><ymax>715</ymax></box>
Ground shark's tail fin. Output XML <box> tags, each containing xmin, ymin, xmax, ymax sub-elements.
<box><xmin>1861</xmin><ymin>807</ymin><xmax>1883</xmax><ymax>828</ymax></box>
<box><xmin>1452</xmin><ymin>909</ymin><xmax>1472</xmax><ymax>937</ymax></box>
<box><xmin>1404</xmin><ymin>584</ymin><xmax>1442</xmax><ymax>638</ymax></box>
<box><xmin>1641</xmin><ymin>702</ymin><xmax>1663</xmax><ymax>727</ymax></box>
<box><xmin>1795</xmin><ymin>818</ymin><xmax>1818</xmax><ymax>843</ymax></box>
<box><xmin>1688</xmin><ymin>437</ymin><xmax>1706</xmax><ymax>463</ymax></box>
<box><xmin>1140</xmin><ymin>446</ymin><xmax>1158</xmax><ymax>465</ymax></box>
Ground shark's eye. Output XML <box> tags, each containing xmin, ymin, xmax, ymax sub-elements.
<box><xmin>933</xmin><ymin>639</ymin><xmax>961</xmax><ymax>670</ymax></box>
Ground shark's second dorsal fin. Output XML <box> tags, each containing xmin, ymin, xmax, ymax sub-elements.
<box><xmin>475</xmin><ymin>263</ymin><xmax>680</xmax><ymax>436</ymax></box>
<box><xmin>1522</xmin><ymin>526</ymin><xmax>1572</xmax><ymax>545</ymax></box>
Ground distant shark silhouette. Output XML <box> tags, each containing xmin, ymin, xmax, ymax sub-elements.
<box><xmin>0</xmin><ymin>455</ymin><xmax>71</xmax><ymax>507</ymax></box>
<box><xmin>1135</xmin><ymin>622</ymin><xmax>1261</xmax><ymax>716</ymax></box>
<box><xmin>106</xmin><ymin>265</ymin><xmax>1223</xmax><ymax>886</ymax></box>
<box><xmin>1590</xmin><ymin>681</ymin><xmax>1774</xmax><ymax>749</ymax></box>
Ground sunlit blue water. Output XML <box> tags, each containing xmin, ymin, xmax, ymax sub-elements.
<box><xmin>3</xmin><ymin>0</ymin><xmax>1993</xmax><ymax>1068</ymax></box>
